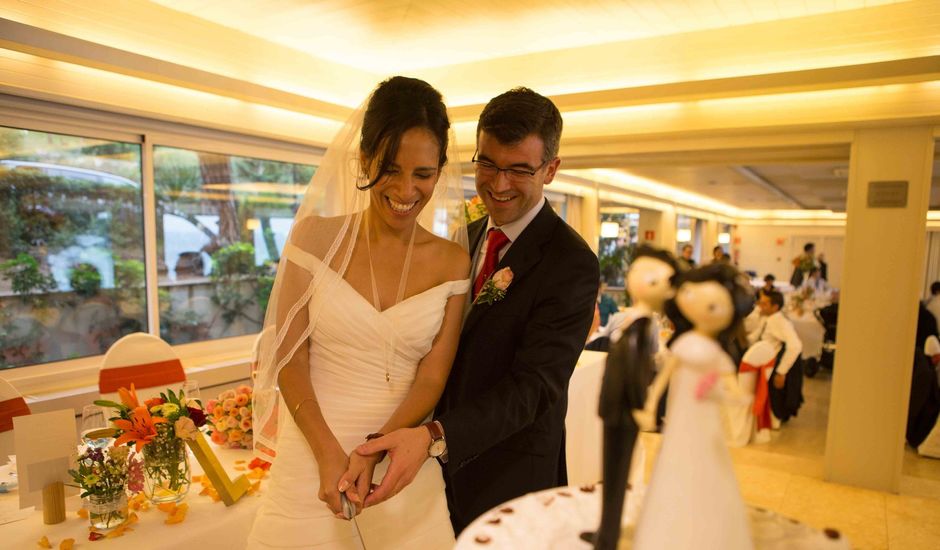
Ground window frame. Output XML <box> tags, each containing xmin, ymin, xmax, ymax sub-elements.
<box><xmin>0</xmin><ymin>93</ymin><xmax>324</xmax><ymax>399</ymax></box>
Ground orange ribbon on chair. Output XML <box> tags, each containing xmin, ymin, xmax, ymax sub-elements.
<box><xmin>99</xmin><ymin>359</ymin><xmax>186</xmax><ymax>393</ymax></box>
<box><xmin>738</xmin><ymin>358</ymin><xmax>776</xmax><ymax>431</ymax></box>
<box><xmin>0</xmin><ymin>396</ymin><xmax>30</xmax><ymax>433</ymax></box>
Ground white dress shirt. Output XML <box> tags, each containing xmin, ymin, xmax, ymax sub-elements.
<box><xmin>471</xmin><ymin>196</ymin><xmax>546</xmax><ymax>281</ymax></box>
<box><xmin>747</xmin><ymin>310</ymin><xmax>803</xmax><ymax>375</ymax></box>
<box><xmin>927</xmin><ymin>295</ymin><xmax>940</xmax><ymax>328</ymax></box>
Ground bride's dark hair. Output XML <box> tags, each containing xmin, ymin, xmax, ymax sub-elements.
<box><xmin>358</xmin><ymin>76</ymin><xmax>450</xmax><ymax>190</ymax></box>
<box><xmin>665</xmin><ymin>264</ymin><xmax>755</xmax><ymax>351</ymax></box>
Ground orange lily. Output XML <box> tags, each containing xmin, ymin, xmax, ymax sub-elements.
<box><xmin>113</xmin><ymin>406</ymin><xmax>167</xmax><ymax>453</ymax></box>
<box><xmin>118</xmin><ymin>385</ymin><xmax>140</xmax><ymax>409</ymax></box>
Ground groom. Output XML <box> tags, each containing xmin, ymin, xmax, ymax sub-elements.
<box><xmin>357</xmin><ymin>87</ymin><xmax>599</xmax><ymax>534</ymax></box>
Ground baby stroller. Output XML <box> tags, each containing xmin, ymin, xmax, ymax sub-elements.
<box><xmin>808</xmin><ymin>302</ymin><xmax>838</xmax><ymax>377</ymax></box>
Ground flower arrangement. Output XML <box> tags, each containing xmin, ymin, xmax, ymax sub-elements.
<box><xmin>67</xmin><ymin>445</ymin><xmax>141</xmax><ymax>529</ymax></box>
<box><xmin>96</xmin><ymin>385</ymin><xmax>208</xmax><ymax>503</ymax></box>
<box><xmin>206</xmin><ymin>384</ymin><xmax>253</xmax><ymax>450</ymax></box>
<box><xmin>465</xmin><ymin>196</ymin><xmax>488</xmax><ymax>224</ymax></box>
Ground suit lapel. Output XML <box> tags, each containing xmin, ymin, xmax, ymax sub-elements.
<box><xmin>462</xmin><ymin>201</ymin><xmax>559</xmax><ymax>335</ymax></box>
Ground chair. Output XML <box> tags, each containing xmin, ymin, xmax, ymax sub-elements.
<box><xmin>0</xmin><ymin>377</ymin><xmax>31</xmax><ymax>462</ymax></box>
<box><xmin>99</xmin><ymin>333</ymin><xmax>186</xmax><ymax>403</ymax></box>
<box><xmin>725</xmin><ymin>341</ymin><xmax>777</xmax><ymax>447</ymax></box>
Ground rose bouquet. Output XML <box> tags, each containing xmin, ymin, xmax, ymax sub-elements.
<box><xmin>465</xmin><ymin>196</ymin><xmax>488</xmax><ymax>224</ymax></box>
<box><xmin>206</xmin><ymin>384</ymin><xmax>253</xmax><ymax>450</ymax></box>
<box><xmin>96</xmin><ymin>385</ymin><xmax>208</xmax><ymax>503</ymax></box>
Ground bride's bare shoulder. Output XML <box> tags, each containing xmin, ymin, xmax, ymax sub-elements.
<box><xmin>418</xmin><ymin>229</ymin><xmax>470</xmax><ymax>281</ymax></box>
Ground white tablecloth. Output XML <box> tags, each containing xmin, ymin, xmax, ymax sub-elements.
<box><xmin>0</xmin><ymin>446</ymin><xmax>261</xmax><ymax>549</ymax></box>
<box><xmin>565</xmin><ymin>351</ymin><xmax>606</xmax><ymax>486</ymax></box>
<box><xmin>787</xmin><ymin>311</ymin><xmax>825</xmax><ymax>360</ymax></box>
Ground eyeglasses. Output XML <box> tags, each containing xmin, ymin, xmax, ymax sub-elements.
<box><xmin>471</xmin><ymin>152</ymin><xmax>550</xmax><ymax>183</ymax></box>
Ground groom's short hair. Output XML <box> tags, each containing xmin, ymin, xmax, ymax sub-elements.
<box><xmin>477</xmin><ymin>88</ymin><xmax>563</xmax><ymax>164</ymax></box>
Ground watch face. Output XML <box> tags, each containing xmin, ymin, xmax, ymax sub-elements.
<box><xmin>429</xmin><ymin>439</ymin><xmax>447</xmax><ymax>457</ymax></box>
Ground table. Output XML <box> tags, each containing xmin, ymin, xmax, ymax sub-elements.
<box><xmin>786</xmin><ymin>310</ymin><xmax>825</xmax><ymax>361</ymax></box>
<box><xmin>455</xmin><ymin>485</ymin><xmax>852</xmax><ymax>550</ymax></box>
<box><xmin>0</xmin><ymin>446</ymin><xmax>262</xmax><ymax>549</ymax></box>
<box><xmin>566</xmin><ymin>350</ymin><xmax>646</xmax><ymax>489</ymax></box>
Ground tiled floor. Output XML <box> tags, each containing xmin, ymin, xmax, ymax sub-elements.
<box><xmin>637</xmin><ymin>370</ymin><xmax>940</xmax><ymax>550</ymax></box>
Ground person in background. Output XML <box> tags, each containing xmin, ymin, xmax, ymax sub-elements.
<box><xmin>802</xmin><ymin>267</ymin><xmax>831</xmax><ymax>299</ymax></box>
<box><xmin>926</xmin><ymin>281</ymin><xmax>940</xmax><ymax>328</ymax></box>
<box><xmin>790</xmin><ymin>242</ymin><xmax>816</xmax><ymax>287</ymax></box>
<box><xmin>817</xmin><ymin>253</ymin><xmax>829</xmax><ymax>281</ymax></box>
<box><xmin>677</xmin><ymin>244</ymin><xmax>696</xmax><ymax>271</ymax></box>
<box><xmin>711</xmin><ymin>245</ymin><xmax>724</xmax><ymax>264</ymax></box>
<box><xmin>597</xmin><ymin>281</ymin><xmax>620</xmax><ymax>327</ymax></box>
<box><xmin>747</xmin><ymin>290</ymin><xmax>802</xmax><ymax>390</ymax></box>
<box><xmin>760</xmin><ymin>274</ymin><xmax>776</xmax><ymax>296</ymax></box>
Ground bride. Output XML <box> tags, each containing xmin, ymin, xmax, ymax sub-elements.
<box><xmin>247</xmin><ymin>76</ymin><xmax>470</xmax><ymax>549</ymax></box>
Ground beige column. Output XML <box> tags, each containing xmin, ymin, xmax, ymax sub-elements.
<box><xmin>701</xmin><ymin>219</ymin><xmax>720</xmax><ymax>264</ymax></box>
<box><xmin>638</xmin><ymin>207</ymin><xmax>677</xmax><ymax>251</ymax></box>
<box><xmin>824</xmin><ymin>126</ymin><xmax>935</xmax><ymax>492</ymax></box>
<box><xmin>579</xmin><ymin>189</ymin><xmax>599</xmax><ymax>254</ymax></box>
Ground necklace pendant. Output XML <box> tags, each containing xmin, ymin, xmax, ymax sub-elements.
<box><xmin>385</xmin><ymin>372</ymin><xmax>390</xmax><ymax>383</ymax></box>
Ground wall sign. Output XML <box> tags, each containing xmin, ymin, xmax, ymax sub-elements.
<box><xmin>867</xmin><ymin>180</ymin><xmax>908</xmax><ymax>208</ymax></box>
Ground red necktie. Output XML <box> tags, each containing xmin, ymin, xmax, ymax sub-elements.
<box><xmin>473</xmin><ymin>229</ymin><xmax>510</xmax><ymax>297</ymax></box>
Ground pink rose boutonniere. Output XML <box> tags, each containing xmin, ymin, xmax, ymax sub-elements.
<box><xmin>475</xmin><ymin>267</ymin><xmax>513</xmax><ymax>306</ymax></box>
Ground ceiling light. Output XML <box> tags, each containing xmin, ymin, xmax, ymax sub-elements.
<box><xmin>718</xmin><ymin>232</ymin><xmax>731</xmax><ymax>244</ymax></box>
<box><xmin>677</xmin><ymin>229</ymin><xmax>692</xmax><ymax>242</ymax></box>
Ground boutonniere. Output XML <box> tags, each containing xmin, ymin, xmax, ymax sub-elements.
<box><xmin>474</xmin><ymin>267</ymin><xmax>513</xmax><ymax>306</ymax></box>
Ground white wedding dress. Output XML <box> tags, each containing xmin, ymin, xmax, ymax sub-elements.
<box><xmin>248</xmin><ymin>243</ymin><xmax>469</xmax><ymax>549</ymax></box>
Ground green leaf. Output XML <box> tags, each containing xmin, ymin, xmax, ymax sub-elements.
<box><xmin>94</xmin><ymin>400</ymin><xmax>123</xmax><ymax>409</ymax></box>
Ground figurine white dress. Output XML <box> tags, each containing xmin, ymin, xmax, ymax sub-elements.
<box><xmin>633</xmin><ymin>276</ymin><xmax>753</xmax><ymax>550</ymax></box>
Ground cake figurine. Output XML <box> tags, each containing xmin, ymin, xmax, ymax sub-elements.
<box><xmin>582</xmin><ymin>245</ymin><xmax>678</xmax><ymax>550</ymax></box>
<box><xmin>632</xmin><ymin>264</ymin><xmax>755</xmax><ymax>550</ymax></box>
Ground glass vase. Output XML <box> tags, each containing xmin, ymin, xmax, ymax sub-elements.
<box><xmin>85</xmin><ymin>492</ymin><xmax>128</xmax><ymax>530</ymax></box>
<box><xmin>143</xmin><ymin>427</ymin><xmax>191</xmax><ymax>504</ymax></box>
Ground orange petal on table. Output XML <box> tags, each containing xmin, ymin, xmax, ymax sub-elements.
<box><xmin>191</xmin><ymin>475</ymin><xmax>201</xmax><ymax>482</ymax></box>
<box><xmin>157</xmin><ymin>502</ymin><xmax>177</xmax><ymax>514</ymax></box>
<box><xmin>234</xmin><ymin>460</ymin><xmax>246</xmax><ymax>464</ymax></box>
<box><xmin>59</xmin><ymin>538</ymin><xmax>74</xmax><ymax>550</ymax></box>
<box><xmin>38</xmin><ymin>535</ymin><xmax>52</xmax><ymax>548</ymax></box>
<box><xmin>76</xmin><ymin>508</ymin><xmax>89</xmax><ymax>518</ymax></box>
<box><xmin>234</xmin><ymin>465</ymin><xmax>246</xmax><ymax>471</ymax></box>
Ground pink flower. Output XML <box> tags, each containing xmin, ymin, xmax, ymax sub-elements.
<box><xmin>222</xmin><ymin>398</ymin><xmax>236</xmax><ymax>412</ymax></box>
<box><xmin>220</xmin><ymin>390</ymin><xmax>236</xmax><ymax>401</ymax></box>
<box><xmin>235</xmin><ymin>393</ymin><xmax>249</xmax><ymax>407</ymax></box>
<box><xmin>227</xmin><ymin>416</ymin><xmax>239</xmax><ymax>429</ymax></box>
<box><xmin>239</xmin><ymin>406</ymin><xmax>251</xmax><ymax>419</ymax></box>
<box><xmin>240</xmin><ymin>418</ymin><xmax>252</xmax><ymax>432</ymax></box>
<box><xmin>228</xmin><ymin>429</ymin><xmax>244</xmax><ymax>442</ymax></box>
<box><xmin>491</xmin><ymin>267</ymin><xmax>513</xmax><ymax>291</ymax></box>
<box><xmin>205</xmin><ymin>399</ymin><xmax>218</xmax><ymax>414</ymax></box>
<box><xmin>211</xmin><ymin>430</ymin><xmax>227</xmax><ymax>445</ymax></box>
<box><xmin>236</xmin><ymin>385</ymin><xmax>252</xmax><ymax>395</ymax></box>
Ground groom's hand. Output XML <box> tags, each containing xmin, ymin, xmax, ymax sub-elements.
<box><xmin>356</xmin><ymin>427</ymin><xmax>431</xmax><ymax>507</ymax></box>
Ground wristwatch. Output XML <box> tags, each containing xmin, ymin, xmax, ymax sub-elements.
<box><xmin>425</xmin><ymin>420</ymin><xmax>448</xmax><ymax>464</ymax></box>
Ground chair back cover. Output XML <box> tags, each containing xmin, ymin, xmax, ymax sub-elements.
<box><xmin>99</xmin><ymin>333</ymin><xmax>185</xmax><ymax>402</ymax></box>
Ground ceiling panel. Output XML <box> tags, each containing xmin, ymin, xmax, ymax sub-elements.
<box><xmin>147</xmin><ymin>0</ymin><xmax>901</xmax><ymax>72</ymax></box>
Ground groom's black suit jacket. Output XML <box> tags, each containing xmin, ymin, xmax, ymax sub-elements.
<box><xmin>434</xmin><ymin>201</ymin><xmax>599</xmax><ymax>534</ymax></box>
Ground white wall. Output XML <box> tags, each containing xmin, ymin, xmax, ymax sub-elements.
<box><xmin>735</xmin><ymin>224</ymin><xmax>846</xmax><ymax>288</ymax></box>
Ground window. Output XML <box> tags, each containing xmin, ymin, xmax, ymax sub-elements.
<box><xmin>0</xmin><ymin>127</ymin><xmax>145</xmax><ymax>368</ymax></box>
<box><xmin>154</xmin><ymin>146</ymin><xmax>315</xmax><ymax>344</ymax></box>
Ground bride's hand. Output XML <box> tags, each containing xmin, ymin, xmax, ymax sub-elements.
<box><xmin>338</xmin><ymin>452</ymin><xmax>383</xmax><ymax>513</ymax></box>
<box><xmin>317</xmin><ymin>441</ymin><xmax>351</xmax><ymax>519</ymax></box>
